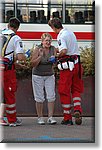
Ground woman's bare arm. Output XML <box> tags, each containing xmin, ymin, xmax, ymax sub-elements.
<box><xmin>30</xmin><ymin>47</ymin><xmax>43</xmax><ymax>67</ymax></box>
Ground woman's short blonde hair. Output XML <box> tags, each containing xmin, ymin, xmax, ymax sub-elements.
<box><xmin>41</xmin><ymin>32</ymin><xmax>52</xmax><ymax>41</ymax></box>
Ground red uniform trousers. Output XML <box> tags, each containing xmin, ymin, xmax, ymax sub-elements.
<box><xmin>58</xmin><ymin>63</ymin><xmax>84</xmax><ymax>121</ymax></box>
<box><xmin>3</xmin><ymin>65</ymin><xmax>17</xmax><ymax>123</ymax></box>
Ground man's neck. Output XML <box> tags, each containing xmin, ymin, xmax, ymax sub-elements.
<box><xmin>8</xmin><ymin>27</ymin><xmax>16</xmax><ymax>33</ymax></box>
<box><xmin>57</xmin><ymin>27</ymin><xmax>63</xmax><ymax>34</ymax></box>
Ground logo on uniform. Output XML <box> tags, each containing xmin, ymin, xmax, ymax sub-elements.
<box><xmin>58</xmin><ymin>39</ymin><xmax>61</xmax><ymax>46</ymax></box>
<box><xmin>19</xmin><ymin>42</ymin><xmax>23</xmax><ymax>48</ymax></box>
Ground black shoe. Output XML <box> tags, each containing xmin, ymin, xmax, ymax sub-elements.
<box><xmin>74</xmin><ymin>110</ymin><xmax>82</xmax><ymax>125</ymax></box>
<box><xmin>61</xmin><ymin>119</ymin><xmax>73</xmax><ymax>125</ymax></box>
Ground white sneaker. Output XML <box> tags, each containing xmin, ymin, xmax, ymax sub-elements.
<box><xmin>0</xmin><ymin>119</ymin><xmax>8</xmax><ymax>126</ymax></box>
<box><xmin>37</xmin><ymin>117</ymin><xmax>45</xmax><ymax>125</ymax></box>
<box><xmin>47</xmin><ymin>117</ymin><xmax>57</xmax><ymax>125</ymax></box>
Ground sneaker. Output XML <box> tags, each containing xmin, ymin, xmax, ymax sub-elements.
<box><xmin>37</xmin><ymin>117</ymin><xmax>45</xmax><ymax>125</ymax></box>
<box><xmin>0</xmin><ymin>119</ymin><xmax>8</xmax><ymax>126</ymax></box>
<box><xmin>9</xmin><ymin>118</ymin><xmax>22</xmax><ymax>127</ymax></box>
<box><xmin>74</xmin><ymin>110</ymin><xmax>82</xmax><ymax>125</ymax></box>
<box><xmin>61</xmin><ymin>119</ymin><xmax>73</xmax><ymax>125</ymax></box>
<box><xmin>47</xmin><ymin>117</ymin><xmax>57</xmax><ymax>125</ymax></box>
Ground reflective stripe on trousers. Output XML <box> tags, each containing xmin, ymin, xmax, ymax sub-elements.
<box><xmin>6</xmin><ymin>109</ymin><xmax>16</xmax><ymax>114</ymax></box>
<box><xmin>62</xmin><ymin>104</ymin><xmax>72</xmax><ymax>114</ymax></box>
<box><xmin>73</xmin><ymin>97</ymin><xmax>81</xmax><ymax>107</ymax></box>
<box><xmin>6</xmin><ymin>103</ymin><xmax>16</xmax><ymax>114</ymax></box>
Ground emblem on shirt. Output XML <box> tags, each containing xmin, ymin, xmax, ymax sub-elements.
<box><xmin>58</xmin><ymin>39</ymin><xmax>61</xmax><ymax>46</ymax></box>
<box><xmin>19</xmin><ymin>42</ymin><xmax>23</xmax><ymax>48</ymax></box>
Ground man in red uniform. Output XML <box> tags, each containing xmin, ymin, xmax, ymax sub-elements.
<box><xmin>48</xmin><ymin>18</ymin><xmax>84</xmax><ymax>125</ymax></box>
<box><xmin>0</xmin><ymin>17</ymin><xmax>27</xmax><ymax>127</ymax></box>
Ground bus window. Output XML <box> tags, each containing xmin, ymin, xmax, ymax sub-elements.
<box><xmin>49</xmin><ymin>0</ymin><xmax>62</xmax><ymax>20</ymax></box>
<box><xmin>29</xmin><ymin>11</ymin><xmax>37</xmax><ymax>23</ymax></box>
<box><xmin>1</xmin><ymin>0</ymin><xmax>95</xmax><ymax>24</ymax></box>
<box><xmin>16</xmin><ymin>1</ymin><xmax>48</xmax><ymax>23</ymax></box>
<box><xmin>36</xmin><ymin>10</ymin><xmax>47</xmax><ymax>23</ymax></box>
<box><xmin>2</xmin><ymin>2</ymin><xmax>15</xmax><ymax>23</ymax></box>
<box><xmin>65</xmin><ymin>0</ymin><xmax>95</xmax><ymax>24</ymax></box>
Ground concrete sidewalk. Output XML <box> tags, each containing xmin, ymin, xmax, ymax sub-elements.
<box><xmin>1</xmin><ymin>117</ymin><xmax>95</xmax><ymax>143</ymax></box>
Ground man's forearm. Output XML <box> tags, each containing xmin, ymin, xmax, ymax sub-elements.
<box><xmin>56</xmin><ymin>49</ymin><xmax>67</xmax><ymax>58</ymax></box>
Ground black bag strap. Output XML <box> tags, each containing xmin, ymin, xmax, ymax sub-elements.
<box><xmin>2</xmin><ymin>33</ymin><xmax>15</xmax><ymax>57</ymax></box>
<box><xmin>77</xmin><ymin>55</ymin><xmax>82</xmax><ymax>79</ymax></box>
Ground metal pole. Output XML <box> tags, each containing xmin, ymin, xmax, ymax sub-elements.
<box><xmin>62</xmin><ymin>0</ymin><xmax>65</xmax><ymax>23</ymax></box>
<box><xmin>47</xmin><ymin>0</ymin><xmax>51</xmax><ymax>21</ymax></box>
<box><xmin>14</xmin><ymin>0</ymin><xmax>17</xmax><ymax>17</ymax></box>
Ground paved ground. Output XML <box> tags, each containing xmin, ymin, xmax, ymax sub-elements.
<box><xmin>1</xmin><ymin>117</ymin><xmax>95</xmax><ymax>143</ymax></box>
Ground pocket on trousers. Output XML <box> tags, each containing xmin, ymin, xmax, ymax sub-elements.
<box><xmin>58</xmin><ymin>80</ymin><xmax>69</xmax><ymax>95</ymax></box>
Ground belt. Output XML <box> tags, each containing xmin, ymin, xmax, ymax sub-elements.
<box><xmin>57</xmin><ymin>55</ymin><xmax>79</xmax><ymax>63</ymax></box>
<box><xmin>57</xmin><ymin>55</ymin><xmax>79</xmax><ymax>71</ymax></box>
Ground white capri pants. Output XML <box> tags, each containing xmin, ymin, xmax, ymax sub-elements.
<box><xmin>32</xmin><ymin>75</ymin><xmax>55</xmax><ymax>103</ymax></box>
